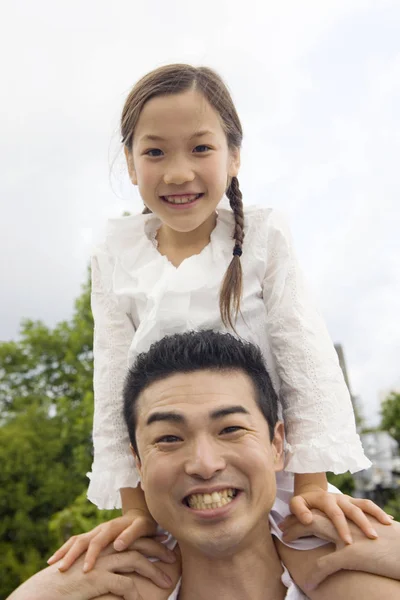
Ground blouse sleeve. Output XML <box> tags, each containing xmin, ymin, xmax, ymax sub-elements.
<box><xmin>262</xmin><ymin>210</ymin><xmax>371</xmax><ymax>474</ymax></box>
<box><xmin>86</xmin><ymin>250</ymin><xmax>140</xmax><ymax>510</ymax></box>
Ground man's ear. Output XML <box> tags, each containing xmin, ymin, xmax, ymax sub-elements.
<box><xmin>130</xmin><ymin>443</ymin><xmax>144</xmax><ymax>487</ymax></box>
<box><xmin>228</xmin><ymin>147</ymin><xmax>241</xmax><ymax>179</ymax></box>
<box><xmin>271</xmin><ymin>421</ymin><xmax>285</xmax><ymax>472</ymax></box>
<box><xmin>124</xmin><ymin>146</ymin><xmax>138</xmax><ymax>185</ymax></box>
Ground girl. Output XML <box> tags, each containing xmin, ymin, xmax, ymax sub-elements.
<box><xmin>48</xmin><ymin>64</ymin><xmax>391</xmax><ymax>577</ymax></box>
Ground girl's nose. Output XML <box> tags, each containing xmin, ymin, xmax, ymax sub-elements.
<box><xmin>163</xmin><ymin>161</ymin><xmax>195</xmax><ymax>186</ymax></box>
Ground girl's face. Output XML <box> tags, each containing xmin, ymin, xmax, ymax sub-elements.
<box><xmin>126</xmin><ymin>89</ymin><xmax>240</xmax><ymax>234</ymax></box>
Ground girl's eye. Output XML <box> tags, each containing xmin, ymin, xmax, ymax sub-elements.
<box><xmin>193</xmin><ymin>145</ymin><xmax>211</xmax><ymax>153</ymax></box>
<box><xmin>145</xmin><ymin>148</ymin><xmax>163</xmax><ymax>157</ymax></box>
<box><xmin>156</xmin><ymin>435</ymin><xmax>181</xmax><ymax>444</ymax></box>
<box><xmin>220</xmin><ymin>426</ymin><xmax>244</xmax><ymax>435</ymax></box>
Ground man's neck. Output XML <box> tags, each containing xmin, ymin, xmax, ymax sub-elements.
<box><xmin>178</xmin><ymin>525</ymin><xmax>287</xmax><ymax>600</ymax></box>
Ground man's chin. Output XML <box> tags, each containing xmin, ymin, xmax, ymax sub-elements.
<box><xmin>177</xmin><ymin>515</ymin><xmax>249</xmax><ymax>558</ymax></box>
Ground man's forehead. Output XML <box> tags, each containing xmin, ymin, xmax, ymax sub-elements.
<box><xmin>137</xmin><ymin>369</ymin><xmax>256</xmax><ymax>417</ymax></box>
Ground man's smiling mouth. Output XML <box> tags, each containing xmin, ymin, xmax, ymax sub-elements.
<box><xmin>184</xmin><ymin>488</ymin><xmax>239</xmax><ymax>510</ymax></box>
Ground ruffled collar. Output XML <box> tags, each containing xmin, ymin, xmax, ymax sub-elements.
<box><xmin>141</xmin><ymin>200</ymin><xmax>235</xmax><ymax>267</ymax></box>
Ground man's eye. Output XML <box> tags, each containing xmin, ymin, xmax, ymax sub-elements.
<box><xmin>220</xmin><ymin>426</ymin><xmax>244</xmax><ymax>435</ymax></box>
<box><xmin>145</xmin><ymin>148</ymin><xmax>163</xmax><ymax>157</ymax></box>
<box><xmin>156</xmin><ymin>435</ymin><xmax>181</xmax><ymax>443</ymax></box>
<box><xmin>193</xmin><ymin>145</ymin><xmax>211</xmax><ymax>153</ymax></box>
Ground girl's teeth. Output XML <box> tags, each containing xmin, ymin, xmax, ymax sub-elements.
<box><xmin>164</xmin><ymin>194</ymin><xmax>199</xmax><ymax>204</ymax></box>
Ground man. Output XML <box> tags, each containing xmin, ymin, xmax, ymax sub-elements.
<box><xmin>9</xmin><ymin>331</ymin><xmax>400</xmax><ymax>600</ymax></box>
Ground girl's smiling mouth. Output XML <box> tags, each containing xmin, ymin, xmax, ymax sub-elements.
<box><xmin>161</xmin><ymin>193</ymin><xmax>204</xmax><ymax>205</ymax></box>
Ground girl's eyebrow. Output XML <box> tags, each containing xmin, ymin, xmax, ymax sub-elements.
<box><xmin>140</xmin><ymin>130</ymin><xmax>215</xmax><ymax>143</ymax></box>
<box><xmin>140</xmin><ymin>134</ymin><xmax>166</xmax><ymax>142</ymax></box>
<box><xmin>190</xmin><ymin>129</ymin><xmax>214</xmax><ymax>139</ymax></box>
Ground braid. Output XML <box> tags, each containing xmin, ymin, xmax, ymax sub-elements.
<box><xmin>227</xmin><ymin>177</ymin><xmax>244</xmax><ymax>251</ymax></box>
<box><xmin>220</xmin><ymin>176</ymin><xmax>245</xmax><ymax>329</ymax></box>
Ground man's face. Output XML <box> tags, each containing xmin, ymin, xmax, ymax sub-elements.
<box><xmin>134</xmin><ymin>369</ymin><xmax>284</xmax><ymax>557</ymax></box>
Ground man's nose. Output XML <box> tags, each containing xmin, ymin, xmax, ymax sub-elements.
<box><xmin>163</xmin><ymin>158</ymin><xmax>195</xmax><ymax>186</ymax></box>
<box><xmin>184</xmin><ymin>436</ymin><xmax>226</xmax><ymax>480</ymax></box>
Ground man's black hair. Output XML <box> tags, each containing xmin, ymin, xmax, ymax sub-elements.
<box><xmin>123</xmin><ymin>330</ymin><xmax>279</xmax><ymax>454</ymax></box>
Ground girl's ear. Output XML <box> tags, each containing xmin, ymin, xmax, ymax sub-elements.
<box><xmin>124</xmin><ymin>146</ymin><xmax>138</xmax><ymax>185</ymax></box>
<box><xmin>271</xmin><ymin>422</ymin><xmax>285</xmax><ymax>472</ymax></box>
<box><xmin>228</xmin><ymin>147</ymin><xmax>241</xmax><ymax>179</ymax></box>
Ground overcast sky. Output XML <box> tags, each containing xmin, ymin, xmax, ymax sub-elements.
<box><xmin>1</xmin><ymin>0</ymin><xmax>399</xmax><ymax>426</ymax></box>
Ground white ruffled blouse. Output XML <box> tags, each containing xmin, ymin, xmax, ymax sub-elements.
<box><xmin>87</xmin><ymin>200</ymin><xmax>370</xmax><ymax>509</ymax></box>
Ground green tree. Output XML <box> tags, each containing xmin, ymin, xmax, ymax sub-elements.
<box><xmin>327</xmin><ymin>472</ymin><xmax>355</xmax><ymax>495</ymax></box>
<box><xmin>383</xmin><ymin>491</ymin><xmax>400</xmax><ymax>521</ymax></box>
<box><xmin>381</xmin><ymin>392</ymin><xmax>400</xmax><ymax>446</ymax></box>
<box><xmin>380</xmin><ymin>391</ymin><xmax>400</xmax><ymax>521</ymax></box>
<box><xmin>0</xmin><ymin>274</ymin><xmax>117</xmax><ymax>599</ymax></box>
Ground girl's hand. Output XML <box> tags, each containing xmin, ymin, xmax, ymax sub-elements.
<box><xmin>280</xmin><ymin>508</ymin><xmax>344</xmax><ymax>545</ymax></box>
<box><xmin>287</xmin><ymin>489</ymin><xmax>393</xmax><ymax>545</ymax></box>
<box><xmin>47</xmin><ymin>509</ymin><xmax>158</xmax><ymax>573</ymax></box>
<box><xmin>279</xmin><ymin>510</ymin><xmax>400</xmax><ymax>591</ymax></box>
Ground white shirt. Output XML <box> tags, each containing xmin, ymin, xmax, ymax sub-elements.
<box><xmin>88</xmin><ymin>200</ymin><xmax>370</xmax><ymax>509</ymax></box>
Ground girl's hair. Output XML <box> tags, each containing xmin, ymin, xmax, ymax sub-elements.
<box><xmin>121</xmin><ymin>64</ymin><xmax>244</xmax><ymax>329</ymax></box>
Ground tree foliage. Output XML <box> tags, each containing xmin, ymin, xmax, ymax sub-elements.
<box><xmin>381</xmin><ymin>392</ymin><xmax>400</xmax><ymax>446</ymax></box>
<box><xmin>0</xmin><ymin>273</ymin><xmax>117</xmax><ymax>599</ymax></box>
<box><xmin>327</xmin><ymin>472</ymin><xmax>355</xmax><ymax>495</ymax></box>
<box><xmin>380</xmin><ymin>391</ymin><xmax>400</xmax><ymax>520</ymax></box>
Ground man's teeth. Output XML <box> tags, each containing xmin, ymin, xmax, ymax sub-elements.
<box><xmin>164</xmin><ymin>194</ymin><xmax>200</xmax><ymax>204</ymax></box>
<box><xmin>187</xmin><ymin>488</ymin><xmax>237</xmax><ymax>510</ymax></box>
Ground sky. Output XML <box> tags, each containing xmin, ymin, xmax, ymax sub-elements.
<box><xmin>1</xmin><ymin>0</ymin><xmax>399</xmax><ymax>427</ymax></box>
